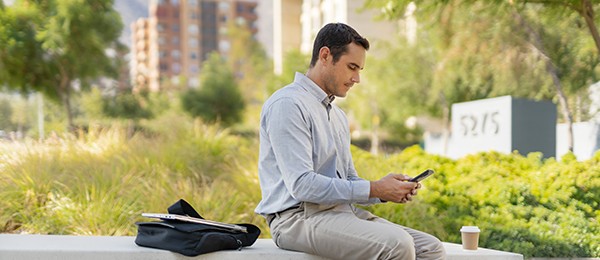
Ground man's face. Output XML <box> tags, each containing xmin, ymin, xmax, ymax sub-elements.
<box><xmin>321</xmin><ymin>43</ymin><xmax>366</xmax><ymax>98</ymax></box>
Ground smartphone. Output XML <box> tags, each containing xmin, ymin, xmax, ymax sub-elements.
<box><xmin>409</xmin><ymin>169</ymin><xmax>435</xmax><ymax>182</ymax></box>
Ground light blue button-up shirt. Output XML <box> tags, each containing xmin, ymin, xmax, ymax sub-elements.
<box><xmin>255</xmin><ymin>72</ymin><xmax>380</xmax><ymax>215</ymax></box>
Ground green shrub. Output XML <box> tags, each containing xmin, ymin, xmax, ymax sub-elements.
<box><xmin>353</xmin><ymin>146</ymin><xmax>599</xmax><ymax>257</ymax></box>
<box><xmin>180</xmin><ymin>53</ymin><xmax>245</xmax><ymax>126</ymax></box>
<box><xmin>0</xmin><ymin>124</ymin><xmax>598</xmax><ymax>257</ymax></box>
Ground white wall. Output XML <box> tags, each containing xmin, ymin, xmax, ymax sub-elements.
<box><xmin>556</xmin><ymin>121</ymin><xmax>600</xmax><ymax>160</ymax></box>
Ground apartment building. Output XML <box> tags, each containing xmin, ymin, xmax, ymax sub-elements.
<box><xmin>131</xmin><ymin>0</ymin><xmax>258</xmax><ymax>91</ymax></box>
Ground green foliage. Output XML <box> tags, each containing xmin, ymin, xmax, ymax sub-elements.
<box><xmin>1</xmin><ymin>119</ymin><xmax>598</xmax><ymax>257</ymax></box>
<box><xmin>0</xmin><ymin>0</ymin><xmax>124</xmax><ymax>129</ymax></box>
<box><xmin>354</xmin><ymin>146</ymin><xmax>600</xmax><ymax>257</ymax></box>
<box><xmin>0</xmin><ymin>3</ymin><xmax>55</xmax><ymax>96</ymax></box>
<box><xmin>358</xmin><ymin>0</ymin><xmax>600</xmax><ymax>148</ymax></box>
<box><xmin>277</xmin><ymin>49</ymin><xmax>310</xmax><ymax>90</ymax></box>
<box><xmin>262</xmin><ymin>49</ymin><xmax>311</xmax><ymax>99</ymax></box>
<box><xmin>181</xmin><ymin>53</ymin><xmax>245</xmax><ymax>126</ymax></box>
<box><xmin>225</xmin><ymin>22</ymin><xmax>273</xmax><ymax>128</ymax></box>
<box><xmin>348</xmin><ymin>39</ymin><xmax>436</xmax><ymax>144</ymax></box>
<box><xmin>227</xmin><ymin>23</ymin><xmax>272</xmax><ymax>103</ymax></box>
<box><xmin>101</xmin><ymin>92</ymin><xmax>152</xmax><ymax>120</ymax></box>
<box><xmin>0</xmin><ymin>118</ymin><xmax>266</xmax><ymax>236</ymax></box>
<box><xmin>0</xmin><ymin>94</ymin><xmax>37</xmax><ymax>133</ymax></box>
<box><xmin>0</xmin><ymin>98</ymin><xmax>14</xmax><ymax>130</ymax></box>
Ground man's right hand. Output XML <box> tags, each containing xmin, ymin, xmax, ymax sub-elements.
<box><xmin>369</xmin><ymin>174</ymin><xmax>419</xmax><ymax>203</ymax></box>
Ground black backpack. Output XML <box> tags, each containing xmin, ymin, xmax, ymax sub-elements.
<box><xmin>134</xmin><ymin>199</ymin><xmax>261</xmax><ymax>256</ymax></box>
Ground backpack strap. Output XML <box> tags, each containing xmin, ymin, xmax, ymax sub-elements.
<box><xmin>167</xmin><ymin>199</ymin><xmax>203</xmax><ymax>219</ymax></box>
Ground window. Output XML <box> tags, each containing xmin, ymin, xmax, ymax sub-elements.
<box><xmin>236</xmin><ymin>17</ymin><xmax>246</xmax><ymax>26</ymax></box>
<box><xmin>172</xmin><ymin>63</ymin><xmax>181</xmax><ymax>73</ymax></box>
<box><xmin>172</xmin><ymin>50</ymin><xmax>180</xmax><ymax>60</ymax></box>
<box><xmin>172</xmin><ymin>37</ymin><xmax>180</xmax><ymax>45</ymax></box>
<box><xmin>189</xmin><ymin>65</ymin><xmax>199</xmax><ymax>73</ymax></box>
<box><xmin>159</xmin><ymin>51</ymin><xmax>168</xmax><ymax>58</ymax></box>
<box><xmin>188</xmin><ymin>0</ymin><xmax>197</xmax><ymax>6</ymax></box>
<box><xmin>218</xmin><ymin>2</ymin><xmax>229</xmax><ymax>11</ymax></box>
<box><xmin>189</xmin><ymin>78</ymin><xmax>199</xmax><ymax>88</ymax></box>
<box><xmin>236</xmin><ymin>3</ymin><xmax>245</xmax><ymax>13</ymax></box>
<box><xmin>157</xmin><ymin>23</ymin><xmax>165</xmax><ymax>32</ymax></box>
<box><xmin>187</xmin><ymin>25</ymin><xmax>198</xmax><ymax>34</ymax></box>
<box><xmin>219</xmin><ymin>40</ymin><xmax>230</xmax><ymax>53</ymax></box>
<box><xmin>188</xmin><ymin>37</ymin><xmax>198</xmax><ymax>47</ymax></box>
<box><xmin>158</xmin><ymin>36</ymin><xmax>166</xmax><ymax>45</ymax></box>
<box><xmin>159</xmin><ymin>63</ymin><xmax>169</xmax><ymax>72</ymax></box>
<box><xmin>172</xmin><ymin>24</ymin><xmax>179</xmax><ymax>32</ymax></box>
<box><xmin>190</xmin><ymin>52</ymin><xmax>198</xmax><ymax>60</ymax></box>
<box><xmin>156</xmin><ymin>8</ymin><xmax>167</xmax><ymax>17</ymax></box>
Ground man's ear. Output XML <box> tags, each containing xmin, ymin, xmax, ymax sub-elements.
<box><xmin>319</xmin><ymin>47</ymin><xmax>331</xmax><ymax>65</ymax></box>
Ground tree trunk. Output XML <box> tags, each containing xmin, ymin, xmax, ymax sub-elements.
<box><xmin>370</xmin><ymin>123</ymin><xmax>380</xmax><ymax>155</ymax></box>
<box><xmin>370</xmin><ymin>100</ymin><xmax>380</xmax><ymax>155</ymax></box>
<box><xmin>548</xmin><ymin>62</ymin><xmax>575</xmax><ymax>153</ymax></box>
<box><xmin>580</xmin><ymin>0</ymin><xmax>600</xmax><ymax>55</ymax></box>
<box><xmin>439</xmin><ymin>93</ymin><xmax>450</xmax><ymax>156</ymax></box>
<box><xmin>512</xmin><ymin>6</ymin><xmax>575</xmax><ymax>152</ymax></box>
<box><xmin>58</xmin><ymin>78</ymin><xmax>75</xmax><ymax>132</ymax></box>
<box><xmin>63</xmin><ymin>83</ymin><xmax>74</xmax><ymax>131</ymax></box>
<box><xmin>57</xmin><ymin>62</ymin><xmax>74</xmax><ymax>131</ymax></box>
<box><xmin>127</xmin><ymin>119</ymin><xmax>135</xmax><ymax>139</ymax></box>
<box><xmin>37</xmin><ymin>93</ymin><xmax>44</xmax><ymax>141</ymax></box>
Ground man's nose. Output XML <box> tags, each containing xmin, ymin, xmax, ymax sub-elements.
<box><xmin>352</xmin><ymin>73</ymin><xmax>360</xmax><ymax>83</ymax></box>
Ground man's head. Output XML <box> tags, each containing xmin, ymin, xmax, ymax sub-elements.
<box><xmin>309</xmin><ymin>23</ymin><xmax>370</xmax><ymax>68</ymax></box>
<box><xmin>307</xmin><ymin>23</ymin><xmax>370</xmax><ymax>98</ymax></box>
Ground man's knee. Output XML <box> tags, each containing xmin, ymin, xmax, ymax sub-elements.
<box><xmin>379</xmin><ymin>232</ymin><xmax>416</xmax><ymax>259</ymax></box>
<box><xmin>418</xmin><ymin>235</ymin><xmax>446</xmax><ymax>259</ymax></box>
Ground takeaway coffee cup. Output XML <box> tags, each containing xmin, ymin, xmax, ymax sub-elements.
<box><xmin>460</xmin><ymin>226</ymin><xmax>480</xmax><ymax>250</ymax></box>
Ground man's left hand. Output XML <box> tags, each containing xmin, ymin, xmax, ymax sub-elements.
<box><xmin>399</xmin><ymin>179</ymin><xmax>422</xmax><ymax>203</ymax></box>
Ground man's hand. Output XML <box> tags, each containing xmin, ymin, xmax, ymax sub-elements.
<box><xmin>369</xmin><ymin>174</ymin><xmax>422</xmax><ymax>203</ymax></box>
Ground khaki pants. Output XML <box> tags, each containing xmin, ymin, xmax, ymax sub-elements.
<box><xmin>268</xmin><ymin>203</ymin><xmax>446</xmax><ymax>260</ymax></box>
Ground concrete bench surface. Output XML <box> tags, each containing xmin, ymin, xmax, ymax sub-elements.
<box><xmin>0</xmin><ymin>234</ymin><xmax>523</xmax><ymax>260</ymax></box>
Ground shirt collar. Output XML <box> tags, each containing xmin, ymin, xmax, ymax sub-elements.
<box><xmin>294</xmin><ymin>72</ymin><xmax>334</xmax><ymax>106</ymax></box>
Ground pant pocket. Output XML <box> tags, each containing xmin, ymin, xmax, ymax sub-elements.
<box><xmin>271</xmin><ymin>229</ymin><xmax>281</xmax><ymax>247</ymax></box>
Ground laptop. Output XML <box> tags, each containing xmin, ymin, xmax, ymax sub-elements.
<box><xmin>141</xmin><ymin>213</ymin><xmax>248</xmax><ymax>233</ymax></box>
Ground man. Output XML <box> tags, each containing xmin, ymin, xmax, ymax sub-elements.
<box><xmin>255</xmin><ymin>23</ymin><xmax>445</xmax><ymax>260</ymax></box>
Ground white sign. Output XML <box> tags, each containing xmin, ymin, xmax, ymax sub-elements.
<box><xmin>447</xmin><ymin>96</ymin><xmax>556</xmax><ymax>159</ymax></box>
<box><xmin>450</xmin><ymin>96</ymin><xmax>512</xmax><ymax>157</ymax></box>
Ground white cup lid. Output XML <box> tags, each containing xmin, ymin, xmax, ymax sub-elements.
<box><xmin>460</xmin><ymin>226</ymin><xmax>480</xmax><ymax>233</ymax></box>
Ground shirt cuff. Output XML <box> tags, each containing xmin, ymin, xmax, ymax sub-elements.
<box><xmin>352</xmin><ymin>180</ymin><xmax>372</xmax><ymax>203</ymax></box>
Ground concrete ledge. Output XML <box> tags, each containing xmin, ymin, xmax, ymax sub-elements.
<box><xmin>0</xmin><ymin>234</ymin><xmax>523</xmax><ymax>260</ymax></box>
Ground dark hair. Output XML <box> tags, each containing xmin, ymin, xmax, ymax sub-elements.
<box><xmin>309</xmin><ymin>23</ymin><xmax>370</xmax><ymax>68</ymax></box>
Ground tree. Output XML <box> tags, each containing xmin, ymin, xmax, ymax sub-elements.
<box><xmin>363</xmin><ymin>0</ymin><xmax>599</xmax><ymax>152</ymax></box>
<box><xmin>0</xmin><ymin>2</ymin><xmax>55</xmax><ymax>98</ymax></box>
<box><xmin>225</xmin><ymin>22</ymin><xmax>273</xmax><ymax>126</ymax></box>
<box><xmin>507</xmin><ymin>3</ymin><xmax>598</xmax><ymax>152</ymax></box>
<box><xmin>354</xmin><ymin>1</ymin><xmax>549</xmax><ymax>153</ymax></box>
<box><xmin>226</xmin><ymin>23</ymin><xmax>272</xmax><ymax>103</ymax></box>
<box><xmin>0</xmin><ymin>98</ymin><xmax>13</xmax><ymax>130</ymax></box>
<box><xmin>277</xmin><ymin>49</ymin><xmax>311</xmax><ymax>91</ymax></box>
<box><xmin>520</xmin><ymin>0</ymin><xmax>600</xmax><ymax>55</ymax></box>
<box><xmin>0</xmin><ymin>0</ymin><xmax>124</xmax><ymax>130</ymax></box>
<box><xmin>347</xmin><ymin>39</ymin><xmax>436</xmax><ymax>153</ymax></box>
<box><xmin>181</xmin><ymin>53</ymin><xmax>245</xmax><ymax>126</ymax></box>
<box><xmin>102</xmin><ymin>92</ymin><xmax>152</xmax><ymax>121</ymax></box>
